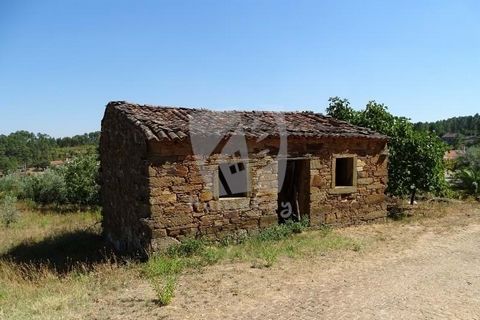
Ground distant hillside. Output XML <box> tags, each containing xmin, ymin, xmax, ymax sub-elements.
<box><xmin>415</xmin><ymin>114</ymin><xmax>480</xmax><ymax>136</ymax></box>
<box><xmin>0</xmin><ymin>131</ymin><xmax>99</xmax><ymax>173</ymax></box>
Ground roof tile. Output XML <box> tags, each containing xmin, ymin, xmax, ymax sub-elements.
<box><xmin>108</xmin><ymin>101</ymin><xmax>388</xmax><ymax>142</ymax></box>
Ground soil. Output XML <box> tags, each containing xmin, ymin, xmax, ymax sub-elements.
<box><xmin>87</xmin><ymin>203</ymin><xmax>480</xmax><ymax>319</ymax></box>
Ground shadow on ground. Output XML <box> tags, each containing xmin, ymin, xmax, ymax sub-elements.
<box><xmin>0</xmin><ymin>230</ymin><xmax>117</xmax><ymax>274</ymax></box>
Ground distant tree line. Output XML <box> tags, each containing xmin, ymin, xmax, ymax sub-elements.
<box><xmin>0</xmin><ymin>131</ymin><xmax>100</xmax><ymax>173</ymax></box>
<box><xmin>55</xmin><ymin>131</ymin><xmax>100</xmax><ymax>148</ymax></box>
<box><xmin>415</xmin><ymin>114</ymin><xmax>480</xmax><ymax>137</ymax></box>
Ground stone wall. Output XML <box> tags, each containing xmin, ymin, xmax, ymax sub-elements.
<box><xmin>100</xmin><ymin>106</ymin><xmax>151</xmax><ymax>253</ymax></box>
<box><xmin>143</xmin><ymin>136</ymin><xmax>388</xmax><ymax>249</ymax></box>
<box><xmin>144</xmin><ymin>154</ymin><xmax>279</xmax><ymax>250</ymax></box>
<box><xmin>269</xmin><ymin>137</ymin><xmax>388</xmax><ymax>226</ymax></box>
<box><xmin>309</xmin><ymin>154</ymin><xmax>387</xmax><ymax>225</ymax></box>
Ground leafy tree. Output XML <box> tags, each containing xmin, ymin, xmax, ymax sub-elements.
<box><xmin>326</xmin><ymin>97</ymin><xmax>359</xmax><ymax>122</ymax></box>
<box><xmin>327</xmin><ymin>97</ymin><xmax>447</xmax><ymax>201</ymax></box>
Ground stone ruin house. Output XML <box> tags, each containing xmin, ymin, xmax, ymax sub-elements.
<box><xmin>100</xmin><ymin>101</ymin><xmax>389</xmax><ymax>253</ymax></box>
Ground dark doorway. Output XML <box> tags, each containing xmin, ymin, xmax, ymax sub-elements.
<box><xmin>277</xmin><ymin>159</ymin><xmax>310</xmax><ymax>223</ymax></box>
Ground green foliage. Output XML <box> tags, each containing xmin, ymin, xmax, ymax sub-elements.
<box><xmin>326</xmin><ymin>97</ymin><xmax>359</xmax><ymax>122</ymax></box>
<box><xmin>166</xmin><ymin>239</ymin><xmax>205</xmax><ymax>257</ymax></box>
<box><xmin>0</xmin><ymin>131</ymin><xmax>99</xmax><ymax>174</ymax></box>
<box><xmin>24</xmin><ymin>170</ymin><xmax>67</xmax><ymax>205</ymax></box>
<box><xmin>415</xmin><ymin>113</ymin><xmax>480</xmax><ymax>137</ymax></box>
<box><xmin>0</xmin><ymin>173</ymin><xmax>27</xmax><ymax>198</ymax></box>
<box><xmin>152</xmin><ymin>275</ymin><xmax>177</xmax><ymax>306</ymax></box>
<box><xmin>58</xmin><ymin>154</ymin><xmax>100</xmax><ymax>206</ymax></box>
<box><xmin>0</xmin><ymin>154</ymin><xmax>99</xmax><ymax>206</ymax></box>
<box><xmin>258</xmin><ymin>247</ymin><xmax>278</xmax><ymax>268</ymax></box>
<box><xmin>456</xmin><ymin>147</ymin><xmax>480</xmax><ymax>171</ymax></box>
<box><xmin>256</xmin><ymin>220</ymin><xmax>308</xmax><ymax>242</ymax></box>
<box><xmin>55</xmin><ymin>132</ymin><xmax>100</xmax><ymax>148</ymax></box>
<box><xmin>200</xmin><ymin>247</ymin><xmax>223</xmax><ymax>265</ymax></box>
<box><xmin>0</xmin><ymin>131</ymin><xmax>57</xmax><ymax>173</ymax></box>
<box><xmin>53</xmin><ymin>145</ymin><xmax>97</xmax><ymax>162</ymax></box>
<box><xmin>0</xmin><ymin>195</ymin><xmax>19</xmax><ymax>228</ymax></box>
<box><xmin>327</xmin><ymin>97</ymin><xmax>448</xmax><ymax>196</ymax></box>
<box><xmin>145</xmin><ymin>256</ymin><xmax>184</xmax><ymax>278</ymax></box>
<box><xmin>455</xmin><ymin>169</ymin><xmax>480</xmax><ymax>194</ymax></box>
<box><xmin>144</xmin><ymin>256</ymin><xmax>183</xmax><ymax>306</ymax></box>
<box><xmin>454</xmin><ymin>147</ymin><xmax>480</xmax><ymax>195</ymax></box>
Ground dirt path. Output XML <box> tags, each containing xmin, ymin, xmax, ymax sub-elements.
<box><xmin>90</xmin><ymin>205</ymin><xmax>480</xmax><ymax>320</ymax></box>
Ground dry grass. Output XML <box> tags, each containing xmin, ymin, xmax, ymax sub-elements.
<box><xmin>0</xmin><ymin>206</ymin><xmax>140</xmax><ymax>320</ymax></box>
<box><xmin>387</xmin><ymin>198</ymin><xmax>479</xmax><ymax>228</ymax></box>
<box><xmin>1</xmin><ymin>200</ymin><xmax>477</xmax><ymax>319</ymax></box>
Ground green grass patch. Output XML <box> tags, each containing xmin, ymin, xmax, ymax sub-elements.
<box><xmin>167</xmin><ymin>238</ymin><xmax>206</xmax><ymax>257</ymax></box>
<box><xmin>144</xmin><ymin>256</ymin><xmax>184</xmax><ymax>306</ymax></box>
<box><xmin>152</xmin><ymin>274</ymin><xmax>177</xmax><ymax>306</ymax></box>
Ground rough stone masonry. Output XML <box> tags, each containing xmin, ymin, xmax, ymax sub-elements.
<box><xmin>100</xmin><ymin>101</ymin><xmax>389</xmax><ymax>253</ymax></box>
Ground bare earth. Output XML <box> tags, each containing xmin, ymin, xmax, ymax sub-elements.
<box><xmin>89</xmin><ymin>204</ymin><xmax>480</xmax><ymax>320</ymax></box>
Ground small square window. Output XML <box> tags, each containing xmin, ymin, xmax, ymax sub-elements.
<box><xmin>335</xmin><ymin>157</ymin><xmax>354</xmax><ymax>187</ymax></box>
<box><xmin>218</xmin><ymin>162</ymin><xmax>249</xmax><ymax>198</ymax></box>
<box><xmin>237</xmin><ymin>162</ymin><xmax>245</xmax><ymax>171</ymax></box>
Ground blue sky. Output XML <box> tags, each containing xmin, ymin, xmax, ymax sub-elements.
<box><xmin>0</xmin><ymin>0</ymin><xmax>479</xmax><ymax>137</ymax></box>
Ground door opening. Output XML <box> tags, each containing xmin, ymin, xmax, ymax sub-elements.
<box><xmin>277</xmin><ymin>159</ymin><xmax>310</xmax><ymax>224</ymax></box>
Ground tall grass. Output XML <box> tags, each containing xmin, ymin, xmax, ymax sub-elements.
<box><xmin>0</xmin><ymin>206</ymin><xmax>134</xmax><ymax>319</ymax></box>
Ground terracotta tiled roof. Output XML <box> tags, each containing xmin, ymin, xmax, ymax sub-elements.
<box><xmin>108</xmin><ymin>101</ymin><xmax>388</xmax><ymax>142</ymax></box>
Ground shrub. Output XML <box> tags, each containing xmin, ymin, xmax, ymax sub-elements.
<box><xmin>26</xmin><ymin>170</ymin><xmax>67</xmax><ymax>205</ymax></box>
<box><xmin>59</xmin><ymin>154</ymin><xmax>100</xmax><ymax>206</ymax></box>
<box><xmin>455</xmin><ymin>168</ymin><xmax>480</xmax><ymax>195</ymax></box>
<box><xmin>0</xmin><ymin>173</ymin><xmax>25</xmax><ymax>198</ymax></box>
<box><xmin>167</xmin><ymin>238</ymin><xmax>205</xmax><ymax>257</ymax></box>
<box><xmin>456</xmin><ymin>147</ymin><xmax>480</xmax><ymax>172</ymax></box>
<box><xmin>453</xmin><ymin>147</ymin><xmax>480</xmax><ymax>195</ymax></box>
<box><xmin>0</xmin><ymin>154</ymin><xmax>100</xmax><ymax>206</ymax></box>
<box><xmin>256</xmin><ymin>220</ymin><xmax>308</xmax><ymax>242</ymax></box>
<box><xmin>1</xmin><ymin>195</ymin><xmax>19</xmax><ymax>227</ymax></box>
